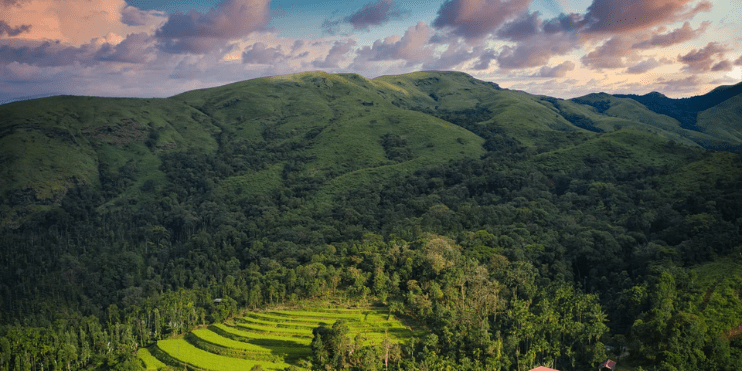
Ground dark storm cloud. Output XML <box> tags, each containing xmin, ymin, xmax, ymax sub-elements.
<box><xmin>156</xmin><ymin>0</ymin><xmax>270</xmax><ymax>54</ymax></box>
<box><xmin>432</xmin><ymin>0</ymin><xmax>532</xmax><ymax>40</ymax></box>
<box><xmin>345</xmin><ymin>0</ymin><xmax>403</xmax><ymax>30</ymax></box>
<box><xmin>0</xmin><ymin>21</ymin><xmax>31</xmax><ymax>37</ymax></box>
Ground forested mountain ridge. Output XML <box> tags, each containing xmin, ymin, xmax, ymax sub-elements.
<box><xmin>1</xmin><ymin>71</ymin><xmax>742</xmax><ymax>371</ymax></box>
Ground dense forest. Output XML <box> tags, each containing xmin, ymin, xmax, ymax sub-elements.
<box><xmin>1</xmin><ymin>72</ymin><xmax>742</xmax><ymax>371</ymax></box>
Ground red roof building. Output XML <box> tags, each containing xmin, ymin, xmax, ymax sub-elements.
<box><xmin>529</xmin><ymin>367</ymin><xmax>560</xmax><ymax>371</ymax></box>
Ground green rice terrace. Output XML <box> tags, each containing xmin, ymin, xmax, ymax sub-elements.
<box><xmin>138</xmin><ymin>305</ymin><xmax>421</xmax><ymax>370</ymax></box>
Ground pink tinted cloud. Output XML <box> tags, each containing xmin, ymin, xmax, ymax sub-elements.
<box><xmin>496</xmin><ymin>32</ymin><xmax>579</xmax><ymax>69</ymax></box>
<box><xmin>735</xmin><ymin>55</ymin><xmax>742</xmax><ymax>66</ymax></box>
<box><xmin>312</xmin><ymin>39</ymin><xmax>357</xmax><ymax>68</ymax></box>
<box><xmin>710</xmin><ymin>60</ymin><xmax>732</xmax><ymax>72</ymax></box>
<box><xmin>581</xmin><ymin>36</ymin><xmax>635</xmax><ymax>69</ymax></box>
<box><xmin>345</xmin><ymin>0</ymin><xmax>402</xmax><ymax>30</ymax></box>
<box><xmin>353</xmin><ymin>21</ymin><xmax>433</xmax><ymax>64</ymax></box>
<box><xmin>581</xmin><ymin>0</ymin><xmax>712</xmax><ymax>34</ymax></box>
<box><xmin>432</xmin><ymin>0</ymin><xmax>532</xmax><ymax>39</ymax></box>
<box><xmin>625</xmin><ymin>58</ymin><xmax>660</xmax><ymax>74</ymax></box>
<box><xmin>533</xmin><ymin>61</ymin><xmax>575</xmax><ymax>77</ymax></box>
<box><xmin>0</xmin><ymin>0</ymin><xmax>164</xmax><ymax>46</ymax></box>
<box><xmin>678</xmin><ymin>42</ymin><xmax>731</xmax><ymax>71</ymax></box>
<box><xmin>632</xmin><ymin>21</ymin><xmax>709</xmax><ymax>49</ymax></box>
<box><xmin>156</xmin><ymin>0</ymin><xmax>270</xmax><ymax>54</ymax></box>
<box><xmin>422</xmin><ymin>43</ymin><xmax>482</xmax><ymax>70</ymax></box>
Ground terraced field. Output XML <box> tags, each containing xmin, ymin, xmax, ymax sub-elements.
<box><xmin>138</xmin><ymin>306</ymin><xmax>418</xmax><ymax>370</ymax></box>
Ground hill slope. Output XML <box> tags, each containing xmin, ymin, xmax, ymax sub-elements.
<box><xmin>3</xmin><ymin>71</ymin><xmax>742</xmax><ymax>227</ymax></box>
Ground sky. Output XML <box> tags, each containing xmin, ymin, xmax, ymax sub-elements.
<box><xmin>1</xmin><ymin>0</ymin><xmax>742</xmax><ymax>103</ymax></box>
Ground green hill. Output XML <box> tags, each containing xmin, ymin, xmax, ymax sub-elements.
<box><xmin>2</xmin><ymin>71</ymin><xmax>742</xmax><ymax>371</ymax></box>
<box><xmin>4</xmin><ymin>71</ymin><xmax>742</xmax><ymax>228</ymax></box>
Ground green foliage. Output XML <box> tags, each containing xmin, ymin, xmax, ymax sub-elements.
<box><xmin>2</xmin><ymin>71</ymin><xmax>742</xmax><ymax>371</ymax></box>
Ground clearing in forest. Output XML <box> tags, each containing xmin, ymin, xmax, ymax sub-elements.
<box><xmin>137</xmin><ymin>305</ymin><xmax>419</xmax><ymax>370</ymax></box>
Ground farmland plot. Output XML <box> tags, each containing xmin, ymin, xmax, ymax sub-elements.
<box><xmin>138</xmin><ymin>305</ymin><xmax>417</xmax><ymax>370</ymax></box>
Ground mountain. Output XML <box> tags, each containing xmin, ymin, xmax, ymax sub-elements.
<box><xmin>615</xmin><ymin>82</ymin><xmax>742</xmax><ymax>149</ymax></box>
<box><xmin>2</xmin><ymin>71</ymin><xmax>742</xmax><ymax>371</ymax></box>
<box><xmin>2</xmin><ymin>71</ymin><xmax>741</xmax><ymax>227</ymax></box>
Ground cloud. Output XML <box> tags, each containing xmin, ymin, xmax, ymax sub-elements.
<box><xmin>312</xmin><ymin>39</ymin><xmax>356</xmax><ymax>68</ymax></box>
<box><xmin>632</xmin><ymin>21</ymin><xmax>709</xmax><ymax>49</ymax></box>
<box><xmin>735</xmin><ymin>55</ymin><xmax>742</xmax><ymax>66</ymax></box>
<box><xmin>432</xmin><ymin>0</ymin><xmax>532</xmax><ymax>39</ymax></box>
<box><xmin>625</xmin><ymin>58</ymin><xmax>660</xmax><ymax>74</ymax></box>
<box><xmin>678</xmin><ymin>42</ymin><xmax>731</xmax><ymax>72</ymax></box>
<box><xmin>710</xmin><ymin>60</ymin><xmax>732</xmax><ymax>72</ymax></box>
<box><xmin>0</xmin><ymin>20</ymin><xmax>31</xmax><ymax>37</ymax></box>
<box><xmin>581</xmin><ymin>36</ymin><xmax>634</xmax><ymax>69</ymax></box>
<box><xmin>156</xmin><ymin>0</ymin><xmax>270</xmax><ymax>54</ymax></box>
<box><xmin>96</xmin><ymin>32</ymin><xmax>154</xmax><ymax>63</ymax></box>
<box><xmin>422</xmin><ymin>44</ymin><xmax>482</xmax><ymax>70</ymax></box>
<box><xmin>654</xmin><ymin>75</ymin><xmax>705</xmax><ymax>96</ymax></box>
<box><xmin>0</xmin><ymin>40</ymin><xmax>98</xmax><ymax>67</ymax></box>
<box><xmin>321</xmin><ymin>11</ymin><xmax>343</xmax><ymax>35</ymax></box>
<box><xmin>352</xmin><ymin>21</ymin><xmax>433</xmax><ymax>65</ymax></box>
<box><xmin>345</xmin><ymin>0</ymin><xmax>402</xmax><ymax>30</ymax></box>
<box><xmin>1</xmin><ymin>0</ymin><xmax>25</xmax><ymax>7</ymax></box>
<box><xmin>242</xmin><ymin>42</ymin><xmax>285</xmax><ymax>64</ymax></box>
<box><xmin>497</xmin><ymin>32</ymin><xmax>579</xmax><ymax>69</ymax></box>
<box><xmin>496</xmin><ymin>11</ymin><xmax>541</xmax><ymax>41</ymax></box>
<box><xmin>0</xmin><ymin>0</ymin><xmax>164</xmax><ymax>46</ymax></box>
<box><xmin>533</xmin><ymin>60</ymin><xmax>575</xmax><ymax>77</ymax></box>
<box><xmin>581</xmin><ymin>0</ymin><xmax>712</xmax><ymax>34</ymax></box>
<box><xmin>542</xmin><ymin>13</ymin><xmax>582</xmax><ymax>33</ymax></box>
<box><xmin>471</xmin><ymin>48</ymin><xmax>497</xmax><ymax>70</ymax></box>
<box><xmin>121</xmin><ymin>5</ymin><xmax>164</xmax><ymax>27</ymax></box>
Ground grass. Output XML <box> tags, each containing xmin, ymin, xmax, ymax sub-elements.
<box><xmin>156</xmin><ymin>338</ymin><xmax>292</xmax><ymax>371</ymax></box>
<box><xmin>531</xmin><ymin>129</ymin><xmax>705</xmax><ymax>174</ymax></box>
<box><xmin>137</xmin><ymin>347</ymin><xmax>167</xmax><ymax>370</ymax></box>
<box><xmin>147</xmin><ymin>304</ymin><xmax>418</xmax><ymax>370</ymax></box>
